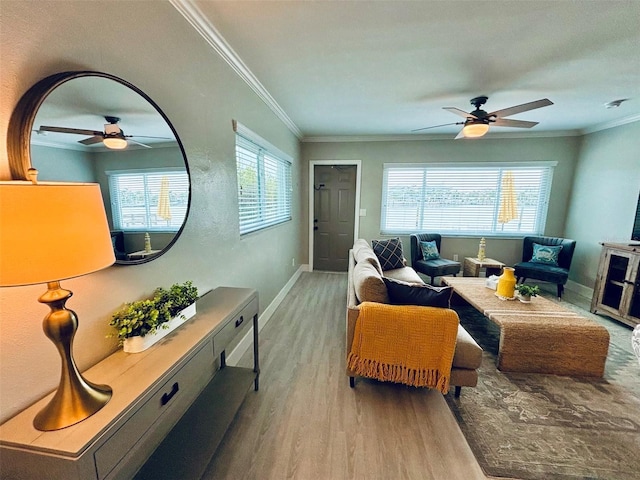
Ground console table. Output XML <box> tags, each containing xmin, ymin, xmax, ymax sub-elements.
<box><xmin>0</xmin><ymin>287</ymin><xmax>259</xmax><ymax>480</ymax></box>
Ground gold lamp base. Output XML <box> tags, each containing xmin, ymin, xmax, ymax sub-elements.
<box><xmin>34</xmin><ymin>281</ymin><xmax>112</xmax><ymax>431</ymax></box>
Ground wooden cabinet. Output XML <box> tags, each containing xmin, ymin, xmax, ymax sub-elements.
<box><xmin>591</xmin><ymin>243</ymin><xmax>640</xmax><ymax>327</ymax></box>
<box><xmin>0</xmin><ymin>287</ymin><xmax>259</xmax><ymax>480</ymax></box>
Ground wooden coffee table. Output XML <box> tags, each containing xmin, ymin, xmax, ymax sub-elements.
<box><xmin>442</xmin><ymin>277</ymin><xmax>610</xmax><ymax>377</ymax></box>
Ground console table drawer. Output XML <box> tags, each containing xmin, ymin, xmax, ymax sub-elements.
<box><xmin>213</xmin><ymin>297</ymin><xmax>257</xmax><ymax>358</ymax></box>
<box><xmin>94</xmin><ymin>341</ymin><xmax>214</xmax><ymax>479</ymax></box>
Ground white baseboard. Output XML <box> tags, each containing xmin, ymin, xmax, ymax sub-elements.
<box><xmin>565</xmin><ymin>279</ymin><xmax>594</xmax><ymax>301</ymax></box>
<box><xmin>226</xmin><ymin>264</ymin><xmax>309</xmax><ymax>366</ymax></box>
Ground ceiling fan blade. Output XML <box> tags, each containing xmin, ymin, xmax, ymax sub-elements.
<box><xmin>124</xmin><ymin>135</ymin><xmax>173</xmax><ymax>140</ymax></box>
<box><xmin>454</xmin><ymin>129</ymin><xmax>466</xmax><ymax>140</ymax></box>
<box><xmin>443</xmin><ymin>107</ymin><xmax>478</xmax><ymax>119</ymax></box>
<box><xmin>79</xmin><ymin>136</ymin><xmax>104</xmax><ymax>145</ymax></box>
<box><xmin>128</xmin><ymin>138</ymin><xmax>153</xmax><ymax>149</ymax></box>
<box><xmin>39</xmin><ymin>125</ymin><xmax>102</xmax><ymax>136</ymax></box>
<box><xmin>489</xmin><ymin>98</ymin><xmax>553</xmax><ymax>118</ymax></box>
<box><xmin>492</xmin><ymin>118</ymin><xmax>539</xmax><ymax>128</ymax></box>
<box><xmin>411</xmin><ymin>122</ymin><xmax>462</xmax><ymax>132</ymax></box>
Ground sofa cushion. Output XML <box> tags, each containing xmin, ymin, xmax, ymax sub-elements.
<box><xmin>353</xmin><ymin>242</ymin><xmax>382</xmax><ymax>274</ymax></box>
<box><xmin>353</xmin><ymin>261</ymin><xmax>389</xmax><ymax>304</ymax></box>
<box><xmin>372</xmin><ymin>237</ymin><xmax>405</xmax><ymax>271</ymax></box>
<box><xmin>383</xmin><ymin>277</ymin><xmax>452</xmax><ymax>308</ymax></box>
<box><xmin>420</xmin><ymin>240</ymin><xmax>440</xmax><ymax>260</ymax></box>
<box><xmin>530</xmin><ymin>242</ymin><xmax>563</xmax><ymax>266</ymax></box>
<box><xmin>452</xmin><ymin>325</ymin><xmax>483</xmax><ymax>370</ymax></box>
<box><xmin>352</xmin><ymin>238</ymin><xmax>372</xmax><ymax>257</ymax></box>
<box><xmin>384</xmin><ymin>266</ymin><xmax>424</xmax><ymax>284</ymax></box>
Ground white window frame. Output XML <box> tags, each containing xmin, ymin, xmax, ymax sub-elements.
<box><xmin>107</xmin><ymin>168</ymin><xmax>189</xmax><ymax>233</ymax></box>
<box><xmin>381</xmin><ymin>161</ymin><xmax>556</xmax><ymax>237</ymax></box>
<box><xmin>234</xmin><ymin>121</ymin><xmax>293</xmax><ymax>235</ymax></box>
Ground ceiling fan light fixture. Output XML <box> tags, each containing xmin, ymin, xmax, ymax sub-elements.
<box><xmin>103</xmin><ymin>137</ymin><xmax>128</xmax><ymax>150</ymax></box>
<box><xmin>462</xmin><ymin>122</ymin><xmax>489</xmax><ymax>138</ymax></box>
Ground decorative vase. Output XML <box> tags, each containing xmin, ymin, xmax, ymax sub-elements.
<box><xmin>123</xmin><ymin>303</ymin><xmax>196</xmax><ymax>353</ymax></box>
<box><xmin>496</xmin><ymin>267</ymin><xmax>517</xmax><ymax>300</ymax></box>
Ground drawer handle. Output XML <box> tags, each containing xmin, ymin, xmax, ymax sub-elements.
<box><xmin>161</xmin><ymin>382</ymin><xmax>179</xmax><ymax>406</ymax></box>
<box><xmin>235</xmin><ymin>315</ymin><xmax>244</xmax><ymax>328</ymax></box>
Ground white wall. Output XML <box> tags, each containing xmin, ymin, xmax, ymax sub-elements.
<box><xmin>302</xmin><ymin>136</ymin><xmax>580</xmax><ymax>267</ymax></box>
<box><xmin>564</xmin><ymin>121</ymin><xmax>640</xmax><ymax>287</ymax></box>
<box><xmin>0</xmin><ymin>1</ymin><xmax>303</xmax><ymax>422</ymax></box>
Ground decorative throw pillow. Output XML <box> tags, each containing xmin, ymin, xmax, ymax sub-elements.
<box><xmin>530</xmin><ymin>243</ymin><xmax>563</xmax><ymax>266</ymax></box>
<box><xmin>371</xmin><ymin>237</ymin><xmax>405</xmax><ymax>271</ymax></box>
<box><xmin>420</xmin><ymin>240</ymin><xmax>440</xmax><ymax>260</ymax></box>
<box><xmin>383</xmin><ymin>277</ymin><xmax>452</xmax><ymax>308</ymax></box>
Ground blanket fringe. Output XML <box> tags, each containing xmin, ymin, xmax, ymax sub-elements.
<box><xmin>348</xmin><ymin>352</ymin><xmax>450</xmax><ymax>393</ymax></box>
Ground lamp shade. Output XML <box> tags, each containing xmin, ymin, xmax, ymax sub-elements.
<box><xmin>103</xmin><ymin>137</ymin><xmax>128</xmax><ymax>150</ymax></box>
<box><xmin>0</xmin><ymin>182</ymin><xmax>115</xmax><ymax>286</ymax></box>
<box><xmin>462</xmin><ymin>122</ymin><xmax>489</xmax><ymax>138</ymax></box>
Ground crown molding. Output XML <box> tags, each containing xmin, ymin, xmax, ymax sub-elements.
<box><xmin>581</xmin><ymin>113</ymin><xmax>640</xmax><ymax>135</ymax></box>
<box><xmin>169</xmin><ymin>0</ymin><xmax>303</xmax><ymax>140</ymax></box>
<box><xmin>302</xmin><ymin>129</ymin><xmax>581</xmax><ymax>143</ymax></box>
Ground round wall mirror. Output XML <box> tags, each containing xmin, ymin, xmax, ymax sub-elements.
<box><xmin>7</xmin><ymin>71</ymin><xmax>191</xmax><ymax>265</ymax></box>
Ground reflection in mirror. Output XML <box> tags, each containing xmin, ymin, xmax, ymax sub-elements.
<box><xmin>12</xmin><ymin>72</ymin><xmax>190</xmax><ymax>265</ymax></box>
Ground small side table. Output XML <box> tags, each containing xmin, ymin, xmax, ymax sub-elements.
<box><xmin>127</xmin><ymin>249</ymin><xmax>160</xmax><ymax>260</ymax></box>
<box><xmin>463</xmin><ymin>257</ymin><xmax>505</xmax><ymax>277</ymax></box>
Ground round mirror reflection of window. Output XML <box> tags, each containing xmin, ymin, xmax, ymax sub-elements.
<box><xmin>8</xmin><ymin>71</ymin><xmax>191</xmax><ymax>265</ymax></box>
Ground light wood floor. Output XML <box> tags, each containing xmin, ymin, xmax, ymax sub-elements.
<box><xmin>201</xmin><ymin>272</ymin><xmax>486</xmax><ymax>480</ymax></box>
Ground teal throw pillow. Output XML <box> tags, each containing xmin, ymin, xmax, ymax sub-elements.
<box><xmin>530</xmin><ymin>243</ymin><xmax>562</xmax><ymax>266</ymax></box>
<box><xmin>420</xmin><ymin>240</ymin><xmax>440</xmax><ymax>261</ymax></box>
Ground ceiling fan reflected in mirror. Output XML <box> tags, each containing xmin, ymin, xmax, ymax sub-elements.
<box><xmin>413</xmin><ymin>96</ymin><xmax>554</xmax><ymax>139</ymax></box>
<box><xmin>38</xmin><ymin>116</ymin><xmax>172</xmax><ymax>150</ymax></box>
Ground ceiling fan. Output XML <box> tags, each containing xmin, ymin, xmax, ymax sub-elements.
<box><xmin>37</xmin><ymin>116</ymin><xmax>171</xmax><ymax>149</ymax></box>
<box><xmin>413</xmin><ymin>96</ymin><xmax>553</xmax><ymax>139</ymax></box>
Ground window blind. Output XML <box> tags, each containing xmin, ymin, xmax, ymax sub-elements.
<box><xmin>108</xmin><ymin>170</ymin><xmax>189</xmax><ymax>232</ymax></box>
<box><xmin>235</xmin><ymin>132</ymin><xmax>292</xmax><ymax>235</ymax></box>
<box><xmin>381</xmin><ymin>162</ymin><xmax>555</xmax><ymax>236</ymax></box>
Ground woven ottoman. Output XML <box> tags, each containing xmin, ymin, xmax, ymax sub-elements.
<box><xmin>491</xmin><ymin>313</ymin><xmax>610</xmax><ymax>376</ymax></box>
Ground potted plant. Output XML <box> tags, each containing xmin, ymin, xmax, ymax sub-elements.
<box><xmin>109</xmin><ymin>281</ymin><xmax>198</xmax><ymax>353</ymax></box>
<box><xmin>515</xmin><ymin>284</ymin><xmax>540</xmax><ymax>303</ymax></box>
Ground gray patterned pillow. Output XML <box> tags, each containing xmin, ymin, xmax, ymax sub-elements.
<box><xmin>371</xmin><ymin>237</ymin><xmax>405</xmax><ymax>271</ymax></box>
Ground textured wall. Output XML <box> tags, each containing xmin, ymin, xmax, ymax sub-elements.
<box><xmin>302</xmin><ymin>136</ymin><xmax>580</xmax><ymax>267</ymax></box>
<box><xmin>0</xmin><ymin>1</ymin><xmax>302</xmax><ymax>422</ymax></box>
<box><xmin>564</xmin><ymin>122</ymin><xmax>640</xmax><ymax>287</ymax></box>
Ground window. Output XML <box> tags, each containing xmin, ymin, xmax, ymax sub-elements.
<box><xmin>381</xmin><ymin>162</ymin><xmax>556</xmax><ymax>236</ymax></box>
<box><xmin>108</xmin><ymin>170</ymin><xmax>189</xmax><ymax>232</ymax></box>
<box><xmin>235</xmin><ymin>123</ymin><xmax>292</xmax><ymax>235</ymax></box>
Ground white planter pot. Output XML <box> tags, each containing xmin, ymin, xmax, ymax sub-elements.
<box><xmin>123</xmin><ymin>303</ymin><xmax>197</xmax><ymax>354</ymax></box>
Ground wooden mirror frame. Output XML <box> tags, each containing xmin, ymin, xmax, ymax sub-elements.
<box><xmin>7</xmin><ymin>71</ymin><xmax>191</xmax><ymax>265</ymax></box>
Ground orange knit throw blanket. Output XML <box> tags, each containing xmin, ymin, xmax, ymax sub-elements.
<box><xmin>347</xmin><ymin>302</ymin><xmax>459</xmax><ymax>394</ymax></box>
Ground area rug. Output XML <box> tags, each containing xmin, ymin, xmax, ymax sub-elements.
<box><xmin>445</xmin><ymin>301</ymin><xmax>640</xmax><ymax>480</ymax></box>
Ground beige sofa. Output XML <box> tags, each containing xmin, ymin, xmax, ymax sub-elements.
<box><xmin>347</xmin><ymin>239</ymin><xmax>482</xmax><ymax>396</ymax></box>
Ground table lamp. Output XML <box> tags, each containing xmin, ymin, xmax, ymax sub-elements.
<box><xmin>0</xmin><ymin>174</ymin><xmax>116</xmax><ymax>431</ymax></box>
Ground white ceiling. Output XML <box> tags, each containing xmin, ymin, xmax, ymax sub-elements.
<box><xmin>184</xmin><ymin>0</ymin><xmax>640</xmax><ymax>140</ymax></box>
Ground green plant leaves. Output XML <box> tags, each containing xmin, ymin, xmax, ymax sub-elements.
<box><xmin>108</xmin><ymin>281</ymin><xmax>198</xmax><ymax>344</ymax></box>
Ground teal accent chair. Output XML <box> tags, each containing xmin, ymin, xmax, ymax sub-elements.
<box><xmin>410</xmin><ymin>233</ymin><xmax>461</xmax><ymax>285</ymax></box>
<box><xmin>514</xmin><ymin>236</ymin><xmax>576</xmax><ymax>298</ymax></box>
